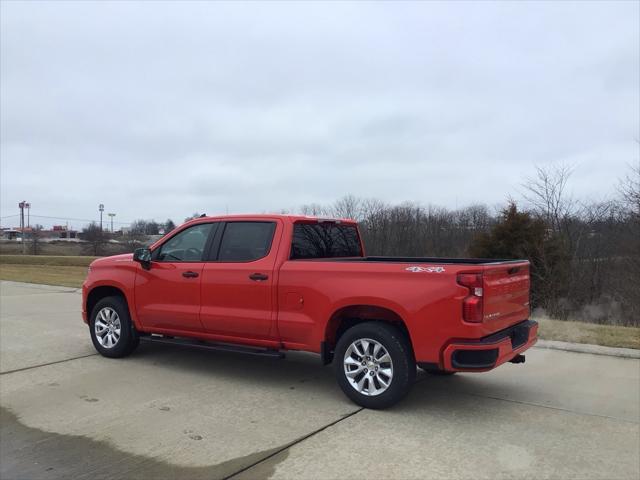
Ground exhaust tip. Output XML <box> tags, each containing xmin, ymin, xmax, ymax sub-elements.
<box><xmin>510</xmin><ymin>354</ymin><xmax>526</xmax><ymax>364</ymax></box>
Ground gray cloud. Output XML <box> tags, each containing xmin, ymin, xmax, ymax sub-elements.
<box><xmin>1</xmin><ymin>1</ymin><xmax>638</xmax><ymax>228</ymax></box>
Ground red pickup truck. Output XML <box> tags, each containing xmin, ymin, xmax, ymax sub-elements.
<box><xmin>82</xmin><ymin>214</ymin><xmax>537</xmax><ymax>408</ymax></box>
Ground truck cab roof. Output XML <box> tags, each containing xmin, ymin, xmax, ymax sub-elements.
<box><xmin>184</xmin><ymin>214</ymin><xmax>358</xmax><ymax>225</ymax></box>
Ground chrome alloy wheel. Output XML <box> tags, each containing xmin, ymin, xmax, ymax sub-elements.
<box><xmin>94</xmin><ymin>307</ymin><xmax>121</xmax><ymax>349</ymax></box>
<box><xmin>343</xmin><ymin>338</ymin><xmax>394</xmax><ymax>396</ymax></box>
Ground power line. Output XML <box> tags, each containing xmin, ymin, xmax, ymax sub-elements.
<box><xmin>23</xmin><ymin>214</ymin><xmax>133</xmax><ymax>225</ymax></box>
<box><xmin>1</xmin><ymin>213</ymin><xmax>172</xmax><ymax>226</ymax></box>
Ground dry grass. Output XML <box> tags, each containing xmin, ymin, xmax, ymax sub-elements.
<box><xmin>0</xmin><ymin>242</ymin><xmax>88</xmax><ymax>256</ymax></box>
<box><xmin>0</xmin><ymin>241</ymin><xmax>128</xmax><ymax>256</ymax></box>
<box><xmin>0</xmin><ymin>264</ymin><xmax>87</xmax><ymax>288</ymax></box>
<box><xmin>0</xmin><ymin>255</ymin><xmax>95</xmax><ymax>287</ymax></box>
<box><xmin>0</xmin><ymin>255</ymin><xmax>97</xmax><ymax>267</ymax></box>
<box><xmin>536</xmin><ymin>317</ymin><xmax>640</xmax><ymax>350</ymax></box>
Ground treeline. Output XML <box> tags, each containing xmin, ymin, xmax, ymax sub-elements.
<box><xmin>295</xmin><ymin>164</ymin><xmax>639</xmax><ymax>327</ymax></box>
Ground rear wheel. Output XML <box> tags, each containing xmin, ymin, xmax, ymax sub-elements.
<box><xmin>334</xmin><ymin>322</ymin><xmax>415</xmax><ymax>409</ymax></box>
<box><xmin>90</xmin><ymin>296</ymin><xmax>139</xmax><ymax>358</ymax></box>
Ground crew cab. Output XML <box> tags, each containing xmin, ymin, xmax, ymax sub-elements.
<box><xmin>82</xmin><ymin>214</ymin><xmax>537</xmax><ymax>408</ymax></box>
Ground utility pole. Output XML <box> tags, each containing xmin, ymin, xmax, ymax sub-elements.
<box><xmin>25</xmin><ymin>203</ymin><xmax>31</xmax><ymax>228</ymax></box>
<box><xmin>108</xmin><ymin>213</ymin><xmax>115</xmax><ymax>233</ymax></box>
<box><xmin>99</xmin><ymin>204</ymin><xmax>104</xmax><ymax>232</ymax></box>
<box><xmin>18</xmin><ymin>201</ymin><xmax>26</xmax><ymax>254</ymax></box>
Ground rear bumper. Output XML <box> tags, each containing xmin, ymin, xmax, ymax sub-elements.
<box><xmin>441</xmin><ymin>320</ymin><xmax>538</xmax><ymax>372</ymax></box>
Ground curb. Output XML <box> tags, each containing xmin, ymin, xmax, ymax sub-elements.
<box><xmin>534</xmin><ymin>339</ymin><xmax>640</xmax><ymax>359</ymax></box>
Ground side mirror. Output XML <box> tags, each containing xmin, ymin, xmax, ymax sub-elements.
<box><xmin>133</xmin><ymin>247</ymin><xmax>152</xmax><ymax>269</ymax></box>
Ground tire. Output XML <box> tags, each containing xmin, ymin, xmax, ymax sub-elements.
<box><xmin>334</xmin><ymin>322</ymin><xmax>416</xmax><ymax>409</ymax></box>
<box><xmin>89</xmin><ymin>296</ymin><xmax>139</xmax><ymax>358</ymax></box>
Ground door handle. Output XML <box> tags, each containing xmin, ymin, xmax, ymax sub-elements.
<box><xmin>249</xmin><ymin>273</ymin><xmax>269</xmax><ymax>281</ymax></box>
<box><xmin>182</xmin><ymin>271</ymin><xmax>199</xmax><ymax>278</ymax></box>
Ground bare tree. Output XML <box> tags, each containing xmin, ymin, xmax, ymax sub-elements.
<box><xmin>331</xmin><ymin>195</ymin><xmax>363</xmax><ymax>220</ymax></box>
<box><xmin>522</xmin><ymin>163</ymin><xmax>576</xmax><ymax>233</ymax></box>
<box><xmin>164</xmin><ymin>219</ymin><xmax>176</xmax><ymax>233</ymax></box>
<box><xmin>613</xmin><ymin>161</ymin><xmax>640</xmax><ymax>322</ymax></box>
<box><xmin>619</xmin><ymin>161</ymin><xmax>640</xmax><ymax>216</ymax></box>
<box><xmin>130</xmin><ymin>219</ymin><xmax>161</xmax><ymax>235</ymax></box>
<box><xmin>121</xmin><ymin>231</ymin><xmax>147</xmax><ymax>253</ymax></box>
<box><xmin>29</xmin><ymin>224</ymin><xmax>44</xmax><ymax>255</ymax></box>
<box><xmin>81</xmin><ymin>222</ymin><xmax>105</xmax><ymax>256</ymax></box>
<box><xmin>299</xmin><ymin>203</ymin><xmax>329</xmax><ymax>217</ymax></box>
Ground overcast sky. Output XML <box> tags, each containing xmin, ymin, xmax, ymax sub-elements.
<box><xmin>1</xmin><ymin>1</ymin><xmax>638</xmax><ymax>229</ymax></box>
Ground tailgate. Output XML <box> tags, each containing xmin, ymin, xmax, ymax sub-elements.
<box><xmin>482</xmin><ymin>262</ymin><xmax>530</xmax><ymax>331</ymax></box>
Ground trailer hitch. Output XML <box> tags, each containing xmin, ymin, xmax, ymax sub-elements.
<box><xmin>509</xmin><ymin>354</ymin><xmax>526</xmax><ymax>364</ymax></box>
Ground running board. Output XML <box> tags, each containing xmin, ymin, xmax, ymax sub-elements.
<box><xmin>140</xmin><ymin>335</ymin><xmax>285</xmax><ymax>359</ymax></box>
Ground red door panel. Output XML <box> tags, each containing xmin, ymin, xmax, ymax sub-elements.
<box><xmin>134</xmin><ymin>262</ymin><xmax>205</xmax><ymax>332</ymax></box>
<box><xmin>200</xmin><ymin>262</ymin><xmax>274</xmax><ymax>338</ymax></box>
<box><xmin>133</xmin><ymin>222</ymin><xmax>217</xmax><ymax>333</ymax></box>
<box><xmin>199</xmin><ymin>221</ymin><xmax>281</xmax><ymax>340</ymax></box>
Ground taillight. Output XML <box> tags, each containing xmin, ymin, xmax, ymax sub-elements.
<box><xmin>457</xmin><ymin>273</ymin><xmax>483</xmax><ymax>323</ymax></box>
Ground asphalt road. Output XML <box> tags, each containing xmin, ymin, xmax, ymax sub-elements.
<box><xmin>1</xmin><ymin>280</ymin><xmax>639</xmax><ymax>480</ymax></box>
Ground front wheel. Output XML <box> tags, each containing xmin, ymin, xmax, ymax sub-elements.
<box><xmin>89</xmin><ymin>296</ymin><xmax>139</xmax><ymax>358</ymax></box>
<box><xmin>334</xmin><ymin>322</ymin><xmax>416</xmax><ymax>409</ymax></box>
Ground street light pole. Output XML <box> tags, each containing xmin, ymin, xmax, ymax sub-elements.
<box><xmin>18</xmin><ymin>201</ymin><xmax>26</xmax><ymax>254</ymax></box>
<box><xmin>25</xmin><ymin>203</ymin><xmax>31</xmax><ymax>228</ymax></box>
<box><xmin>108</xmin><ymin>213</ymin><xmax>115</xmax><ymax>233</ymax></box>
<box><xmin>99</xmin><ymin>204</ymin><xmax>104</xmax><ymax>232</ymax></box>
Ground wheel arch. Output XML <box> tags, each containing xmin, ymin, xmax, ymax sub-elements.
<box><xmin>322</xmin><ymin>304</ymin><xmax>414</xmax><ymax>364</ymax></box>
<box><xmin>86</xmin><ymin>285</ymin><xmax>133</xmax><ymax>325</ymax></box>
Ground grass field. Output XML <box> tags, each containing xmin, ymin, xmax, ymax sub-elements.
<box><xmin>0</xmin><ymin>242</ymin><xmax>87</xmax><ymax>256</ymax></box>
<box><xmin>0</xmin><ymin>264</ymin><xmax>88</xmax><ymax>288</ymax></box>
<box><xmin>0</xmin><ymin>255</ymin><xmax>95</xmax><ymax>288</ymax></box>
<box><xmin>536</xmin><ymin>317</ymin><xmax>639</xmax><ymax>350</ymax></box>
<box><xmin>0</xmin><ymin>240</ymin><xmax>127</xmax><ymax>256</ymax></box>
<box><xmin>1</xmin><ymin>255</ymin><xmax>638</xmax><ymax>349</ymax></box>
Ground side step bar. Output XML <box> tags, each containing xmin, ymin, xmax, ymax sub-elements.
<box><xmin>140</xmin><ymin>335</ymin><xmax>285</xmax><ymax>359</ymax></box>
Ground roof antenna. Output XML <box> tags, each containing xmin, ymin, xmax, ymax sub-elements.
<box><xmin>199</xmin><ymin>213</ymin><xmax>206</xmax><ymax>218</ymax></box>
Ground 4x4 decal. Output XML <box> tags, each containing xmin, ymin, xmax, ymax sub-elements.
<box><xmin>405</xmin><ymin>266</ymin><xmax>446</xmax><ymax>273</ymax></box>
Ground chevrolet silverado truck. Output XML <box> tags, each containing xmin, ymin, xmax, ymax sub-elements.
<box><xmin>82</xmin><ymin>214</ymin><xmax>537</xmax><ymax>408</ymax></box>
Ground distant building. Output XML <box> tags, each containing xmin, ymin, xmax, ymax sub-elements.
<box><xmin>49</xmin><ymin>225</ymin><xmax>78</xmax><ymax>239</ymax></box>
<box><xmin>0</xmin><ymin>228</ymin><xmax>21</xmax><ymax>240</ymax></box>
<box><xmin>1</xmin><ymin>226</ymin><xmax>78</xmax><ymax>240</ymax></box>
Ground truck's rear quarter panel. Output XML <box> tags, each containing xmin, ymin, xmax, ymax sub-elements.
<box><xmin>277</xmin><ymin>259</ymin><xmax>532</xmax><ymax>366</ymax></box>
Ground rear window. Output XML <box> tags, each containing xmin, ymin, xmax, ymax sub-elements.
<box><xmin>291</xmin><ymin>223</ymin><xmax>362</xmax><ymax>259</ymax></box>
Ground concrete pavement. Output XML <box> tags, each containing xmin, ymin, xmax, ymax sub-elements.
<box><xmin>1</xmin><ymin>280</ymin><xmax>639</xmax><ymax>479</ymax></box>
<box><xmin>0</xmin><ymin>282</ymin><xmax>93</xmax><ymax>373</ymax></box>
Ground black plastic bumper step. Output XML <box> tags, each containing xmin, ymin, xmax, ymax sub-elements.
<box><xmin>140</xmin><ymin>335</ymin><xmax>285</xmax><ymax>358</ymax></box>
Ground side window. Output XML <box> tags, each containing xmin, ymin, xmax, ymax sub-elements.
<box><xmin>218</xmin><ymin>222</ymin><xmax>276</xmax><ymax>262</ymax></box>
<box><xmin>157</xmin><ymin>223</ymin><xmax>215</xmax><ymax>262</ymax></box>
